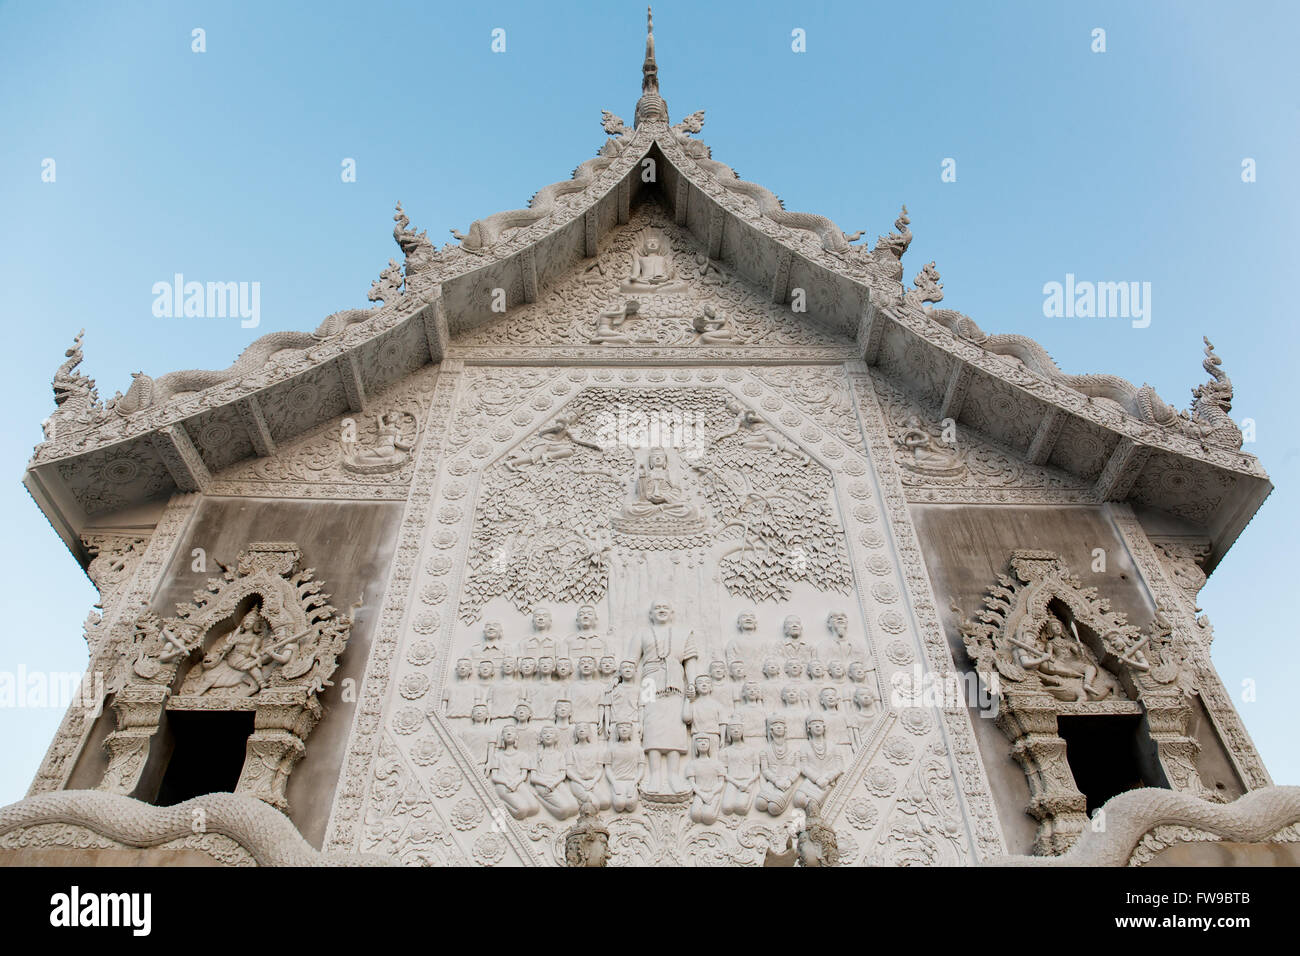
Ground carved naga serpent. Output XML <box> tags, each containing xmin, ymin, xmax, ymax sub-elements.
<box><xmin>111</xmin><ymin>308</ymin><xmax>373</xmax><ymax>416</ymax></box>
<box><xmin>450</xmin><ymin>113</ymin><xmax>637</xmax><ymax>254</ymax></box>
<box><xmin>449</xmin><ymin>107</ymin><xmax>866</xmax><ymax>260</ymax></box>
<box><xmin>666</xmin><ymin>111</ymin><xmax>912</xmax><ymax>269</ymax></box>
<box><xmin>450</xmin><ymin>163</ymin><xmax>608</xmax><ymax>253</ymax></box>
<box><xmin>976</xmin><ymin>337</ymin><xmax>1241</xmax><ymax>448</ymax></box>
<box><xmin>691</xmin><ymin>154</ymin><xmax>853</xmax><ymax>255</ymax></box>
<box><xmin>1183</xmin><ymin>336</ymin><xmax>1242</xmax><ymax>445</ymax></box>
<box><xmin>905</xmin><ymin>266</ymin><xmax>1244</xmax><ymax>448</ymax></box>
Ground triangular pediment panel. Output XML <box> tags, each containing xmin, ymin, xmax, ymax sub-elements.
<box><xmin>452</xmin><ymin>199</ymin><xmax>855</xmax><ymax>355</ymax></box>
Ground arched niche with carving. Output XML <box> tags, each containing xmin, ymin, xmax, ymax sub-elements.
<box><xmin>955</xmin><ymin>549</ymin><xmax>1207</xmax><ymax>855</ymax></box>
<box><xmin>97</xmin><ymin>542</ymin><xmax>359</xmax><ymax>812</ymax></box>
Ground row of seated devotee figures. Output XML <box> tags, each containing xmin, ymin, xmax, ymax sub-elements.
<box><xmin>444</xmin><ymin>641</ymin><xmax>881</xmax><ymax>735</ymax></box>
<box><xmin>726</xmin><ymin>610</ymin><xmax>868</xmax><ymax>672</ymax></box>
<box><xmin>469</xmin><ymin>606</ymin><xmax>612</xmax><ymax>667</ymax></box>
<box><xmin>449</xmin><ymin>607</ymin><xmax>873</xmax><ymax>719</ymax></box>
<box><xmin>481</xmin><ymin>714</ymin><xmax>847</xmax><ymax>824</ymax></box>
<box><xmin>465</xmin><ymin>606</ymin><xmax>868</xmax><ymax>674</ymax></box>
<box><xmin>450</xmin><ymin>667</ymin><xmax>879</xmax><ymax>749</ymax></box>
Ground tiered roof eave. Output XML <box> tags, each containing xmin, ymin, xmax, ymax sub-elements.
<box><xmin>26</xmin><ymin>30</ymin><xmax>1270</xmax><ymax>576</ymax></box>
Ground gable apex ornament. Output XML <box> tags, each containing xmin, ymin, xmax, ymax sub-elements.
<box><xmin>635</xmin><ymin>7</ymin><xmax>668</xmax><ymax>128</ymax></box>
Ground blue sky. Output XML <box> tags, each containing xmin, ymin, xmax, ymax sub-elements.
<box><xmin>0</xmin><ymin>0</ymin><xmax>1296</xmax><ymax>803</ymax></box>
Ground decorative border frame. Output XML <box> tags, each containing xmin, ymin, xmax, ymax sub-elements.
<box><xmin>845</xmin><ymin>360</ymin><xmax>1007</xmax><ymax>861</ymax></box>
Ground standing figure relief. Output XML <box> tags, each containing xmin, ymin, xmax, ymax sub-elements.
<box><xmin>445</xmin><ymin>600</ymin><xmax>874</xmax><ymax>825</ymax></box>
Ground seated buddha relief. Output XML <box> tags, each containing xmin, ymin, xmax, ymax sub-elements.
<box><xmin>621</xmin><ymin>228</ymin><xmax>688</xmax><ymax>293</ymax></box>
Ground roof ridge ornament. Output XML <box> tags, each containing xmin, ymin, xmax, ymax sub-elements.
<box><xmin>642</xmin><ymin>6</ymin><xmax>658</xmax><ymax>95</ymax></box>
<box><xmin>42</xmin><ymin>329</ymin><xmax>102</xmax><ymax>442</ymax></box>
<box><xmin>634</xmin><ymin>6</ymin><xmax>668</xmax><ymax>128</ymax></box>
<box><xmin>393</xmin><ymin>202</ymin><xmax>435</xmax><ymax>276</ymax></box>
<box><xmin>1185</xmin><ymin>336</ymin><xmax>1242</xmax><ymax>448</ymax></box>
<box><xmin>870</xmin><ymin>205</ymin><xmax>913</xmax><ymax>277</ymax></box>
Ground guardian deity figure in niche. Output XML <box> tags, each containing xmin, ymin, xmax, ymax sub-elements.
<box><xmin>1009</xmin><ymin>614</ymin><xmax>1120</xmax><ymax>702</ymax></box>
<box><xmin>184</xmin><ymin>607</ymin><xmax>296</xmax><ymax>697</ymax></box>
<box><xmin>628</xmin><ymin>601</ymin><xmax>699</xmax><ymax>794</ymax></box>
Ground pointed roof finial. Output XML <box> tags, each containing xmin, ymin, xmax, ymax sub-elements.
<box><xmin>642</xmin><ymin>6</ymin><xmax>658</xmax><ymax>95</ymax></box>
<box><xmin>635</xmin><ymin>6</ymin><xmax>668</xmax><ymax>127</ymax></box>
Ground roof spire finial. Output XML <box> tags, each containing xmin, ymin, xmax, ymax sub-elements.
<box><xmin>642</xmin><ymin>6</ymin><xmax>658</xmax><ymax>95</ymax></box>
<box><xmin>634</xmin><ymin>6</ymin><xmax>668</xmax><ymax>127</ymax></box>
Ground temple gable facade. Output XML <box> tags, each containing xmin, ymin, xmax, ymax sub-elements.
<box><xmin>6</xmin><ymin>11</ymin><xmax>1295</xmax><ymax>868</ymax></box>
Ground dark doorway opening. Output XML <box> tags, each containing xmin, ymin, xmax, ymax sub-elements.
<box><xmin>1058</xmin><ymin>714</ymin><xmax>1165</xmax><ymax>815</ymax></box>
<box><xmin>153</xmin><ymin>710</ymin><xmax>254</xmax><ymax>806</ymax></box>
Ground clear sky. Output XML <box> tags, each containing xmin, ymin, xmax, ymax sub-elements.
<box><xmin>1</xmin><ymin>0</ymin><xmax>1296</xmax><ymax>804</ymax></box>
